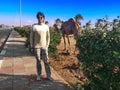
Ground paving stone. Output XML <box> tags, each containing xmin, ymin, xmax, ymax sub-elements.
<box><xmin>0</xmin><ymin>30</ymin><xmax>73</xmax><ymax>90</ymax></box>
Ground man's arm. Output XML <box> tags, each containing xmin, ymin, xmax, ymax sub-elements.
<box><xmin>46</xmin><ymin>28</ymin><xmax>50</xmax><ymax>47</ymax></box>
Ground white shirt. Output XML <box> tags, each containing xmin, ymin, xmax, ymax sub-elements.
<box><xmin>31</xmin><ymin>23</ymin><xmax>50</xmax><ymax>48</ymax></box>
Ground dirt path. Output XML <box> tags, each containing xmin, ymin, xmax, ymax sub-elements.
<box><xmin>49</xmin><ymin>35</ymin><xmax>86</xmax><ymax>85</ymax></box>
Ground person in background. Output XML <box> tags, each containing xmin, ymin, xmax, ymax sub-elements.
<box><xmin>45</xmin><ymin>21</ymin><xmax>49</xmax><ymax>26</ymax></box>
<box><xmin>30</xmin><ymin>11</ymin><xmax>52</xmax><ymax>81</ymax></box>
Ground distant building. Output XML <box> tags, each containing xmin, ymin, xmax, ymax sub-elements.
<box><xmin>1</xmin><ymin>24</ymin><xmax>6</xmax><ymax>28</ymax></box>
<box><xmin>0</xmin><ymin>24</ymin><xmax>12</xmax><ymax>29</ymax></box>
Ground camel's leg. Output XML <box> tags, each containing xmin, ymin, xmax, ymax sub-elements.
<box><xmin>63</xmin><ymin>35</ymin><xmax>66</xmax><ymax>51</ymax></box>
<box><xmin>74</xmin><ymin>44</ymin><xmax>77</xmax><ymax>55</ymax></box>
<box><xmin>67</xmin><ymin>35</ymin><xmax>71</xmax><ymax>52</ymax></box>
<box><xmin>73</xmin><ymin>35</ymin><xmax>78</xmax><ymax>55</ymax></box>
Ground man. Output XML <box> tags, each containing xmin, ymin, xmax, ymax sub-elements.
<box><xmin>30</xmin><ymin>12</ymin><xmax>51</xmax><ymax>80</ymax></box>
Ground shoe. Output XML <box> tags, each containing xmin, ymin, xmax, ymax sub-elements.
<box><xmin>46</xmin><ymin>77</ymin><xmax>53</xmax><ymax>81</ymax></box>
<box><xmin>37</xmin><ymin>75</ymin><xmax>41</xmax><ymax>81</ymax></box>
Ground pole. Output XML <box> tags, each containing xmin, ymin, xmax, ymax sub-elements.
<box><xmin>20</xmin><ymin>0</ymin><xmax>22</xmax><ymax>27</ymax></box>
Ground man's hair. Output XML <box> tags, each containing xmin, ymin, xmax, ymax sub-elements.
<box><xmin>36</xmin><ymin>12</ymin><xmax>45</xmax><ymax>19</ymax></box>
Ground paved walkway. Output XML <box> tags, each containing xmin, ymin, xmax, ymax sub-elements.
<box><xmin>0</xmin><ymin>30</ymin><xmax>72</xmax><ymax>90</ymax></box>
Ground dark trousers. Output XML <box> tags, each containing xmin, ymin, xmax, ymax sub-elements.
<box><xmin>34</xmin><ymin>48</ymin><xmax>51</xmax><ymax>78</ymax></box>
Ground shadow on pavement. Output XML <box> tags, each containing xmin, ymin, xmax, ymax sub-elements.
<box><xmin>4</xmin><ymin>44</ymin><xmax>33</xmax><ymax>57</ymax></box>
<box><xmin>0</xmin><ymin>74</ymin><xmax>72</xmax><ymax>90</ymax></box>
<box><xmin>0</xmin><ymin>30</ymin><xmax>73</xmax><ymax>90</ymax></box>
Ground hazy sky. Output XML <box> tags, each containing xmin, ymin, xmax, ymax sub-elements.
<box><xmin>0</xmin><ymin>0</ymin><xmax>120</xmax><ymax>26</ymax></box>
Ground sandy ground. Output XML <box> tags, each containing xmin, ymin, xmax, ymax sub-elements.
<box><xmin>49</xmin><ymin>36</ymin><xmax>87</xmax><ymax>85</ymax></box>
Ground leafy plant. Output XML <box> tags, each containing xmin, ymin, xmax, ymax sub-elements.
<box><xmin>76</xmin><ymin>27</ymin><xmax>120</xmax><ymax>90</ymax></box>
<box><xmin>14</xmin><ymin>27</ymin><xmax>61</xmax><ymax>58</ymax></box>
<box><xmin>49</xmin><ymin>29</ymin><xmax>61</xmax><ymax>57</ymax></box>
<box><xmin>72</xmin><ymin>82</ymin><xmax>84</xmax><ymax>90</ymax></box>
<box><xmin>14</xmin><ymin>26</ymin><xmax>31</xmax><ymax>48</ymax></box>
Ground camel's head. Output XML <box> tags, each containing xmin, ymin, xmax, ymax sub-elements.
<box><xmin>97</xmin><ymin>19</ymin><xmax>103</xmax><ymax>23</ymax></box>
<box><xmin>74</xmin><ymin>14</ymin><xmax>83</xmax><ymax>22</ymax></box>
<box><xmin>113</xmin><ymin>19</ymin><xmax>119</xmax><ymax>23</ymax></box>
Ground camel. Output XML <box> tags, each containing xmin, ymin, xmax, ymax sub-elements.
<box><xmin>60</xmin><ymin>14</ymin><xmax>83</xmax><ymax>53</ymax></box>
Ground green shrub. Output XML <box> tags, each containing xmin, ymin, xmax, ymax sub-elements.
<box><xmin>76</xmin><ymin>28</ymin><xmax>120</xmax><ymax>90</ymax></box>
<box><xmin>14</xmin><ymin>27</ymin><xmax>30</xmax><ymax>38</ymax></box>
<box><xmin>14</xmin><ymin>27</ymin><xmax>61</xmax><ymax>57</ymax></box>
<box><xmin>49</xmin><ymin>29</ymin><xmax>61</xmax><ymax>57</ymax></box>
<box><xmin>72</xmin><ymin>82</ymin><xmax>84</xmax><ymax>90</ymax></box>
<box><xmin>14</xmin><ymin>27</ymin><xmax>31</xmax><ymax>47</ymax></box>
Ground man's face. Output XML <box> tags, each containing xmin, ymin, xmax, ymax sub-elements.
<box><xmin>38</xmin><ymin>15</ymin><xmax>44</xmax><ymax>23</ymax></box>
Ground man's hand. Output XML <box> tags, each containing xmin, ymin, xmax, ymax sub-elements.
<box><xmin>31</xmin><ymin>48</ymin><xmax>34</xmax><ymax>54</ymax></box>
<box><xmin>46</xmin><ymin>45</ymin><xmax>49</xmax><ymax>49</ymax></box>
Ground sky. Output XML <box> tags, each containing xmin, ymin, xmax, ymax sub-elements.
<box><xmin>0</xmin><ymin>0</ymin><xmax>120</xmax><ymax>26</ymax></box>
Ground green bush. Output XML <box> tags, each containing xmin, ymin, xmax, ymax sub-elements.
<box><xmin>14</xmin><ymin>27</ymin><xmax>30</xmax><ymax>38</ymax></box>
<box><xmin>49</xmin><ymin>29</ymin><xmax>61</xmax><ymax>57</ymax></box>
<box><xmin>14</xmin><ymin>27</ymin><xmax>31</xmax><ymax>48</ymax></box>
<box><xmin>14</xmin><ymin>27</ymin><xmax>61</xmax><ymax>57</ymax></box>
<box><xmin>76</xmin><ymin>28</ymin><xmax>120</xmax><ymax>90</ymax></box>
<box><xmin>72</xmin><ymin>82</ymin><xmax>84</xmax><ymax>90</ymax></box>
